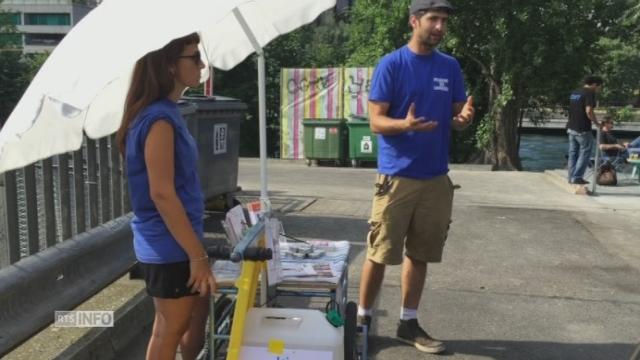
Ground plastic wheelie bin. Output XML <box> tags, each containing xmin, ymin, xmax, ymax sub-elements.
<box><xmin>302</xmin><ymin>119</ymin><xmax>348</xmax><ymax>166</ymax></box>
<box><xmin>180</xmin><ymin>95</ymin><xmax>246</xmax><ymax>204</ymax></box>
<box><xmin>347</xmin><ymin>115</ymin><xmax>377</xmax><ymax>167</ymax></box>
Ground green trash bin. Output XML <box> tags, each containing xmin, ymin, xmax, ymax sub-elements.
<box><xmin>302</xmin><ymin>119</ymin><xmax>348</xmax><ymax>166</ymax></box>
<box><xmin>347</xmin><ymin>115</ymin><xmax>377</xmax><ymax>167</ymax></box>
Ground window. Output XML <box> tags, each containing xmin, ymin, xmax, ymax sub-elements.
<box><xmin>10</xmin><ymin>13</ymin><xmax>21</xmax><ymax>25</ymax></box>
<box><xmin>24</xmin><ymin>13</ymin><xmax>70</xmax><ymax>26</ymax></box>
<box><xmin>25</xmin><ymin>33</ymin><xmax>65</xmax><ymax>46</ymax></box>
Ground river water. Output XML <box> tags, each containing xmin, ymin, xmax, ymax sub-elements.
<box><xmin>519</xmin><ymin>133</ymin><xmax>639</xmax><ymax>171</ymax></box>
<box><xmin>519</xmin><ymin>134</ymin><xmax>567</xmax><ymax>171</ymax></box>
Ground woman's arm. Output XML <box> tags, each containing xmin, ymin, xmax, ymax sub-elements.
<box><xmin>145</xmin><ymin>120</ymin><xmax>205</xmax><ymax>260</ymax></box>
<box><xmin>145</xmin><ymin>120</ymin><xmax>215</xmax><ymax>295</ymax></box>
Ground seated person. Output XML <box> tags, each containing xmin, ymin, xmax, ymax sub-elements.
<box><xmin>623</xmin><ymin>135</ymin><xmax>640</xmax><ymax>154</ymax></box>
<box><xmin>599</xmin><ymin>116</ymin><xmax>629</xmax><ymax>163</ymax></box>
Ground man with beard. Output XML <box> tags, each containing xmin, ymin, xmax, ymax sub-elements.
<box><xmin>357</xmin><ymin>0</ymin><xmax>474</xmax><ymax>354</ymax></box>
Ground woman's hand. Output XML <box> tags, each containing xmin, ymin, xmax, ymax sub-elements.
<box><xmin>187</xmin><ymin>258</ymin><xmax>217</xmax><ymax>297</ymax></box>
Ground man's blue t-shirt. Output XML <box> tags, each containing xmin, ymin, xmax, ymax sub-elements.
<box><xmin>369</xmin><ymin>46</ymin><xmax>467</xmax><ymax>179</ymax></box>
<box><xmin>125</xmin><ymin>98</ymin><xmax>204</xmax><ymax>264</ymax></box>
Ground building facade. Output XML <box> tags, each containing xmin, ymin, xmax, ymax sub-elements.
<box><xmin>1</xmin><ymin>0</ymin><xmax>96</xmax><ymax>53</ymax></box>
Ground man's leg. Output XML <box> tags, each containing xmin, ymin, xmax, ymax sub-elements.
<box><xmin>401</xmin><ymin>256</ymin><xmax>427</xmax><ymax>310</ymax></box>
<box><xmin>359</xmin><ymin>174</ymin><xmax>415</xmax><ymax>323</ymax></box>
<box><xmin>358</xmin><ymin>259</ymin><xmax>386</xmax><ymax>311</ymax></box>
<box><xmin>568</xmin><ymin>133</ymin><xmax>579</xmax><ymax>182</ymax></box>
<box><xmin>574</xmin><ymin>132</ymin><xmax>594</xmax><ymax>181</ymax></box>
<box><xmin>395</xmin><ymin>175</ymin><xmax>452</xmax><ymax>354</ymax></box>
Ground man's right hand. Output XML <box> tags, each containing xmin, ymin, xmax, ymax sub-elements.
<box><xmin>403</xmin><ymin>103</ymin><xmax>438</xmax><ymax>132</ymax></box>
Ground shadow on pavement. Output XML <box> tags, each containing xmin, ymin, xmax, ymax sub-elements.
<box><xmin>368</xmin><ymin>337</ymin><xmax>637</xmax><ymax>360</ymax></box>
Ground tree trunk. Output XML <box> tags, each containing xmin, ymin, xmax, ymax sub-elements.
<box><xmin>493</xmin><ymin>101</ymin><xmax>522</xmax><ymax>170</ymax></box>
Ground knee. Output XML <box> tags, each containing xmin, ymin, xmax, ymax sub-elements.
<box><xmin>155</xmin><ymin>318</ymin><xmax>190</xmax><ymax>341</ymax></box>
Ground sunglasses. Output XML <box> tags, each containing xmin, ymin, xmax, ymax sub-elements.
<box><xmin>178</xmin><ymin>50</ymin><xmax>202</xmax><ymax>65</ymax></box>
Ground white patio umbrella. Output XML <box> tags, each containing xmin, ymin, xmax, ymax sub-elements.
<box><xmin>0</xmin><ymin>0</ymin><xmax>337</xmax><ymax>212</ymax></box>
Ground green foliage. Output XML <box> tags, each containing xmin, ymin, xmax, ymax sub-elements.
<box><xmin>475</xmin><ymin>114</ymin><xmax>495</xmax><ymax>150</ymax></box>
<box><xmin>597</xmin><ymin>0</ymin><xmax>640</xmax><ymax>106</ymax></box>
<box><xmin>215</xmin><ymin>11</ymin><xmax>349</xmax><ymax>157</ymax></box>
<box><xmin>443</xmin><ymin>0</ymin><xmax>625</xmax><ymax>167</ymax></box>
<box><xmin>607</xmin><ymin>105</ymin><xmax>635</xmax><ymax>123</ymax></box>
<box><xmin>345</xmin><ymin>0</ymin><xmax>411</xmax><ymax>66</ymax></box>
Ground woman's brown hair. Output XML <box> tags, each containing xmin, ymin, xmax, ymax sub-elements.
<box><xmin>116</xmin><ymin>32</ymin><xmax>200</xmax><ymax>156</ymax></box>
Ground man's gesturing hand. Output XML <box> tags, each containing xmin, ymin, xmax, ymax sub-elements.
<box><xmin>453</xmin><ymin>96</ymin><xmax>475</xmax><ymax>129</ymax></box>
<box><xmin>403</xmin><ymin>103</ymin><xmax>438</xmax><ymax>132</ymax></box>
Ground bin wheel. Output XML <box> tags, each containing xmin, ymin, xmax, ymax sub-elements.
<box><xmin>344</xmin><ymin>301</ymin><xmax>358</xmax><ymax>360</ymax></box>
<box><xmin>305</xmin><ymin>159</ymin><xmax>312</xmax><ymax>167</ymax></box>
<box><xmin>351</xmin><ymin>159</ymin><xmax>358</xmax><ymax>168</ymax></box>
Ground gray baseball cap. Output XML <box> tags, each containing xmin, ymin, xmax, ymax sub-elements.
<box><xmin>409</xmin><ymin>0</ymin><xmax>454</xmax><ymax>14</ymax></box>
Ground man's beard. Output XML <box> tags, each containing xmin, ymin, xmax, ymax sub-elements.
<box><xmin>419</xmin><ymin>34</ymin><xmax>440</xmax><ymax>49</ymax></box>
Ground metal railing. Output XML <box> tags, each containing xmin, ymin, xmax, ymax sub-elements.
<box><xmin>0</xmin><ymin>134</ymin><xmax>129</xmax><ymax>268</ymax></box>
<box><xmin>0</xmin><ymin>97</ymin><xmax>246</xmax><ymax>355</ymax></box>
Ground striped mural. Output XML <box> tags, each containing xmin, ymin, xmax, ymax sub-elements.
<box><xmin>280</xmin><ymin>68</ymin><xmax>343</xmax><ymax>160</ymax></box>
<box><xmin>343</xmin><ymin>67</ymin><xmax>374</xmax><ymax>118</ymax></box>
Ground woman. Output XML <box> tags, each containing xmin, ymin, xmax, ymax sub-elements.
<box><xmin>116</xmin><ymin>33</ymin><xmax>216</xmax><ymax>360</ymax></box>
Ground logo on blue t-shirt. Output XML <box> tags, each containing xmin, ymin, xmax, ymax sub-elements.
<box><xmin>433</xmin><ymin>78</ymin><xmax>449</xmax><ymax>92</ymax></box>
<box><xmin>570</xmin><ymin>94</ymin><xmax>582</xmax><ymax>101</ymax></box>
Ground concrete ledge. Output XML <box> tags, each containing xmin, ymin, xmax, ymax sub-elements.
<box><xmin>450</xmin><ymin>163</ymin><xmax>494</xmax><ymax>171</ymax></box>
<box><xmin>0</xmin><ymin>215</ymin><xmax>136</xmax><ymax>355</ymax></box>
<box><xmin>56</xmin><ymin>288</ymin><xmax>153</xmax><ymax>360</ymax></box>
<box><xmin>4</xmin><ymin>275</ymin><xmax>151</xmax><ymax>360</ymax></box>
<box><xmin>544</xmin><ymin>170</ymin><xmax>589</xmax><ymax>195</ymax></box>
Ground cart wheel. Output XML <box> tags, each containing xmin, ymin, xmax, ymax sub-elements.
<box><xmin>351</xmin><ymin>159</ymin><xmax>358</xmax><ymax>168</ymax></box>
<box><xmin>214</xmin><ymin>296</ymin><xmax>233</xmax><ymax>330</ymax></box>
<box><xmin>344</xmin><ymin>301</ymin><xmax>358</xmax><ymax>360</ymax></box>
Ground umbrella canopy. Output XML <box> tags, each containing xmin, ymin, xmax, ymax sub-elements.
<box><xmin>0</xmin><ymin>0</ymin><xmax>336</xmax><ymax>174</ymax></box>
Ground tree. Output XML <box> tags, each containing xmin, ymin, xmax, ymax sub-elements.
<box><xmin>447</xmin><ymin>0</ymin><xmax>624</xmax><ymax>169</ymax></box>
<box><xmin>214</xmin><ymin>10</ymin><xmax>349</xmax><ymax>157</ymax></box>
<box><xmin>0</xmin><ymin>3</ymin><xmax>27</xmax><ymax>127</ymax></box>
<box><xmin>597</xmin><ymin>0</ymin><xmax>640</xmax><ymax>107</ymax></box>
<box><xmin>345</xmin><ymin>0</ymin><xmax>411</xmax><ymax>66</ymax></box>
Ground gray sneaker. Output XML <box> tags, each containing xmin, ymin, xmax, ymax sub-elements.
<box><xmin>357</xmin><ymin>314</ymin><xmax>372</xmax><ymax>329</ymax></box>
<box><xmin>396</xmin><ymin>319</ymin><xmax>445</xmax><ymax>354</ymax></box>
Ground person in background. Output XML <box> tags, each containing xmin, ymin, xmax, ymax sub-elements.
<box><xmin>566</xmin><ymin>75</ymin><xmax>603</xmax><ymax>185</ymax></box>
<box><xmin>116</xmin><ymin>33</ymin><xmax>215</xmax><ymax>360</ymax></box>
<box><xmin>599</xmin><ymin>116</ymin><xmax>628</xmax><ymax>164</ymax></box>
<box><xmin>358</xmin><ymin>0</ymin><xmax>474</xmax><ymax>354</ymax></box>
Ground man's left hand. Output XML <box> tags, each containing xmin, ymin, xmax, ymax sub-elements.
<box><xmin>454</xmin><ymin>96</ymin><xmax>475</xmax><ymax>129</ymax></box>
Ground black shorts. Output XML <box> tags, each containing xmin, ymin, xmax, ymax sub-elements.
<box><xmin>139</xmin><ymin>261</ymin><xmax>199</xmax><ymax>299</ymax></box>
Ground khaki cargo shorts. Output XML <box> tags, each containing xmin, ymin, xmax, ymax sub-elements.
<box><xmin>367</xmin><ymin>173</ymin><xmax>454</xmax><ymax>265</ymax></box>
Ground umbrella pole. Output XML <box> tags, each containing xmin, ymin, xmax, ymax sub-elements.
<box><xmin>233</xmin><ymin>8</ymin><xmax>271</xmax><ymax>215</ymax></box>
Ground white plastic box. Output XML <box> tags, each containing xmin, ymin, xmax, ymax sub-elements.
<box><xmin>240</xmin><ymin>307</ymin><xmax>344</xmax><ymax>360</ymax></box>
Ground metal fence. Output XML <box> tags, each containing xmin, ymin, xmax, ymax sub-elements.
<box><xmin>0</xmin><ymin>134</ymin><xmax>129</xmax><ymax>268</ymax></box>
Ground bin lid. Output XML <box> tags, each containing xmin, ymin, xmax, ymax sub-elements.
<box><xmin>177</xmin><ymin>102</ymin><xmax>197</xmax><ymax>116</ymax></box>
<box><xmin>180</xmin><ymin>95</ymin><xmax>247</xmax><ymax>111</ymax></box>
<box><xmin>302</xmin><ymin>118</ymin><xmax>346</xmax><ymax>125</ymax></box>
<box><xmin>348</xmin><ymin>114</ymin><xmax>369</xmax><ymax>122</ymax></box>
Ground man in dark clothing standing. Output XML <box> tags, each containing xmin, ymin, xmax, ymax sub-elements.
<box><xmin>566</xmin><ymin>75</ymin><xmax>603</xmax><ymax>184</ymax></box>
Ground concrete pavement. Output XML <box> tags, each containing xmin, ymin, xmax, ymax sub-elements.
<box><xmin>239</xmin><ymin>158</ymin><xmax>640</xmax><ymax>360</ymax></box>
<box><xmin>8</xmin><ymin>158</ymin><xmax>640</xmax><ymax>359</ymax></box>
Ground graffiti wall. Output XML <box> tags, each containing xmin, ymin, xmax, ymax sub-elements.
<box><xmin>280</xmin><ymin>67</ymin><xmax>373</xmax><ymax>159</ymax></box>
<box><xmin>343</xmin><ymin>67</ymin><xmax>374</xmax><ymax>118</ymax></box>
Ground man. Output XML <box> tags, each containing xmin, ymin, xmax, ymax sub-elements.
<box><xmin>358</xmin><ymin>0</ymin><xmax>474</xmax><ymax>354</ymax></box>
<box><xmin>599</xmin><ymin>116</ymin><xmax>628</xmax><ymax>161</ymax></box>
<box><xmin>566</xmin><ymin>75</ymin><xmax>603</xmax><ymax>184</ymax></box>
